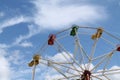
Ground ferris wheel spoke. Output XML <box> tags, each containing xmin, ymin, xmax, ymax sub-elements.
<box><xmin>56</xmin><ymin>75</ymin><xmax>80</xmax><ymax>80</ymax></box>
<box><xmin>104</xmin><ymin>30</ymin><xmax>120</xmax><ymax>41</ymax></box>
<box><xmin>55</xmin><ymin>40</ymin><xmax>84</xmax><ymax>71</ymax></box>
<box><xmin>51</xmin><ymin>62</ymin><xmax>73</xmax><ymax>64</ymax></box>
<box><xmin>94</xmin><ymin>71</ymin><xmax>120</xmax><ymax>77</ymax></box>
<box><xmin>92</xmin><ymin>53</ymin><xmax>113</xmax><ymax>74</ymax></box>
<box><xmin>92</xmin><ymin>52</ymin><xmax>111</xmax><ymax>61</ymax></box>
<box><xmin>51</xmin><ymin>61</ymin><xmax>82</xmax><ymax>74</ymax></box>
<box><xmin>91</xmin><ymin>57</ymin><xmax>110</xmax><ymax>72</ymax></box>
<box><xmin>54</xmin><ymin>40</ymin><xmax>83</xmax><ymax>74</ymax></box>
<box><xmin>74</xmin><ymin>36</ymin><xmax>86</xmax><ymax>69</ymax></box>
<box><xmin>91</xmin><ymin>75</ymin><xmax>103</xmax><ymax>80</ymax></box>
<box><xmin>102</xmin><ymin>55</ymin><xmax>112</xmax><ymax>71</ymax></box>
<box><xmin>75</xmin><ymin>34</ymin><xmax>90</xmax><ymax>60</ymax></box>
<box><xmin>93</xmin><ymin>68</ymin><xmax>120</xmax><ymax>75</ymax></box>
<box><xmin>55</xmin><ymin>27</ymin><xmax>72</xmax><ymax>35</ymax></box>
<box><xmin>103</xmin><ymin>75</ymin><xmax>111</xmax><ymax>80</ymax></box>
<box><xmin>51</xmin><ymin>65</ymin><xmax>69</xmax><ymax>79</ymax></box>
<box><xmin>36</xmin><ymin>40</ymin><xmax>48</xmax><ymax>55</ymax></box>
<box><xmin>51</xmin><ymin>64</ymin><xmax>80</xmax><ymax>79</ymax></box>
<box><xmin>53</xmin><ymin>44</ymin><xmax>70</xmax><ymax>63</ymax></box>
<box><xmin>94</xmin><ymin>69</ymin><xmax>120</xmax><ymax>76</ymax></box>
<box><xmin>32</xmin><ymin>65</ymin><xmax>36</xmax><ymax>80</ymax></box>
<box><xmin>90</xmin><ymin>39</ymin><xmax>98</xmax><ymax>59</ymax></box>
<box><xmin>102</xmin><ymin>71</ymin><xmax>120</xmax><ymax>76</ymax></box>
<box><xmin>74</xmin><ymin>33</ymin><xmax>90</xmax><ymax>70</ymax></box>
<box><xmin>90</xmin><ymin>51</ymin><xmax>114</xmax><ymax>72</ymax></box>
<box><xmin>41</xmin><ymin>58</ymin><xmax>82</xmax><ymax>76</ymax></box>
<box><xmin>101</xmin><ymin>37</ymin><xmax>116</xmax><ymax>47</ymax></box>
<box><xmin>57</xmin><ymin>34</ymin><xmax>70</xmax><ymax>40</ymax></box>
<box><xmin>71</xmin><ymin>63</ymin><xmax>83</xmax><ymax>75</ymax></box>
<box><xmin>73</xmin><ymin>40</ymin><xmax>78</xmax><ymax>60</ymax></box>
<box><xmin>41</xmin><ymin>58</ymin><xmax>72</xmax><ymax>66</ymax></box>
<box><xmin>87</xmin><ymin>39</ymin><xmax>98</xmax><ymax>70</ymax></box>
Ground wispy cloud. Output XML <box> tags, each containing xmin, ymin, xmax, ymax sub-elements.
<box><xmin>8</xmin><ymin>50</ymin><xmax>24</xmax><ymax>65</ymax></box>
<box><xmin>0</xmin><ymin>12</ymin><xmax>4</xmax><ymax>17</ymax></box>
<box><xmin>12</xmin><ymin>25</ymin><xmax>40</xmax><ymax>47</ymax></box>
<box><xmin>0</xmin><ymin>18</ymin><xmax>34</xmax><ymax>48</ymax></box>
<box><xmin>6</xmin><ymin>49</ymin><xmax>31</xmax><ymax>80</ymax></box>
<box><xmin>0</xmin><ymin>16</ymin><xmax>29</xmax><ymax>33</ymax></box>
<box><xmin>0</xmin><ymin>49</ymin><xmax>29</xmax><ymax>80</ymax></box>
<box><xmin>119</xmin><ymin>2</ymin><xmax>120</xmax><ymax>6</ymax></box>
<box><xmin>0</xmin><ymin>43</ymin><xmax>9</xmax><ymax>49</ymax></box>
<box><xmin>32</xmin><ymin>0</ymin><xmax>106</xmax><ymax>30</ymax></box>
<box><xmin>0</xmin><ymin>23</ymin><xmax>39</xmax><ymax>48</ymax></box>
<box><xmin>19</xmin><ymin>41</ymin><xmax>33</xmax><ymax>48</ymax></box>
<box><xmin>49</xmin><ymin>52</ymin><xmax>73</xmax><ymax>62</ymax></box>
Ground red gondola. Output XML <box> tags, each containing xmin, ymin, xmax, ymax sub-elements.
<box><xmin>116</xmin><ymin>44</ymin><xmax>120</xmax><ymax>51</ymax></box>
<box><xmin>48</xmin><ymin>34</ymin><xmax>56</xmax><ymax>45</ymax></box>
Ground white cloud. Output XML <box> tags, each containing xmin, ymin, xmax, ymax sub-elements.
<box><xmin>10</xmin><ymin>68</ymin><xmax>32</xmax><ymax>80</ymax></box>
<box><xmin>33</xmin><ymin>0</ymin><xmax>106</xmax><ymax>30</ymax></box>
<box><xmin>108</xmin><ymin>66</ymin><xmax>120</xmax><ymax>80</ymax></box>
<box><xmin>0</xmin><ymin>56</ymin><xmax>11</xmax><ymax>80</ymax></box>
<box><xmin>6</xmin><ymin>49</ymin><xmax>33</xmax><ymax>80</ymax></box>
<box><xmin>110</xmin><ymin>73</ymin><xmax>120</xmax><ymax>80</ymax></box>
<box><xmin>0</xmin><ymin>49</ymin><xmax>28</xmax><ymax>80</ymax></box>
<box><xmin>0</xmin><ymin>43</ymin><xmax>9</xmax><ymax>49</ymax></box>
<box><xmin>0</xmin><ymin>0</ymin><xmax>107</xmax><ymax>49</ymax></box>
<box><xmin>50</xmin><ymin>52</ymin><xmax>73</xmax><ymax>62</ymax></box>
<box><xmin>0</xmin><ymin>49</ymin><xmax>29</xmax><ymax>80</ymax></box>
<box><xmin>12</xmin><ymin>25</ymin><xmax>40</xmax><ymax>47</ymax></box>
<box><xmin>8</xmin><ymin>50</ymin><xmax>24</xmax><ymax>65</ymax></box>
<box><xmin>0</xmin><ymin>49</ymin><xmax>11</xmax><ymax>80</ymax></box>
<box><xmin>19</xmin><ymin>41</ymin><xmax>33</xmax><ymax>47</ymax></box>
<box><xmin>45</xmin><ymin>73</ymin><xmax>63</xmax><ymax>80</ymax></box>
<box><xmin>0</xmin><ymin>16</ymin><xmax>29</xmax><ymax>33</ymax></box>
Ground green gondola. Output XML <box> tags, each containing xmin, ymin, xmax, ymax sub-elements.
<box><xmin>70</xmin><ymin>25</ymin><xmax>79</xmax><ymax>36</ymax></box>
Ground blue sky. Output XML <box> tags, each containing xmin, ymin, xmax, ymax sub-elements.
<box><xmin>0</xmin><ymin>0</ymin><xmax>120</xmax><ymax>80</ymax></box>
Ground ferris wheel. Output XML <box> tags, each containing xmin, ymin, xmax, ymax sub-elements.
<box><xmin>28</xmin><ymin>25</ymin><xmax>120</xmax><ymax>80</ymax></box>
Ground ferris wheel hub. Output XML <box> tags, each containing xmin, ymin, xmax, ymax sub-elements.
<box><xmin>81</xmin><ymin>70</ymin><xmax>91</xmax><ymax>80</ymax></box>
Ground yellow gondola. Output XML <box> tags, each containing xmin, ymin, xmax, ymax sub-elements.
<box><xmin>91</xmin><ymin>27</ymin><xmax>103</xmax><ymax>40</ymax></box>
<box><xmin>28</xmin><ymin>54</ymin><xmax>41</xmax><ymax>67</ymax></box>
